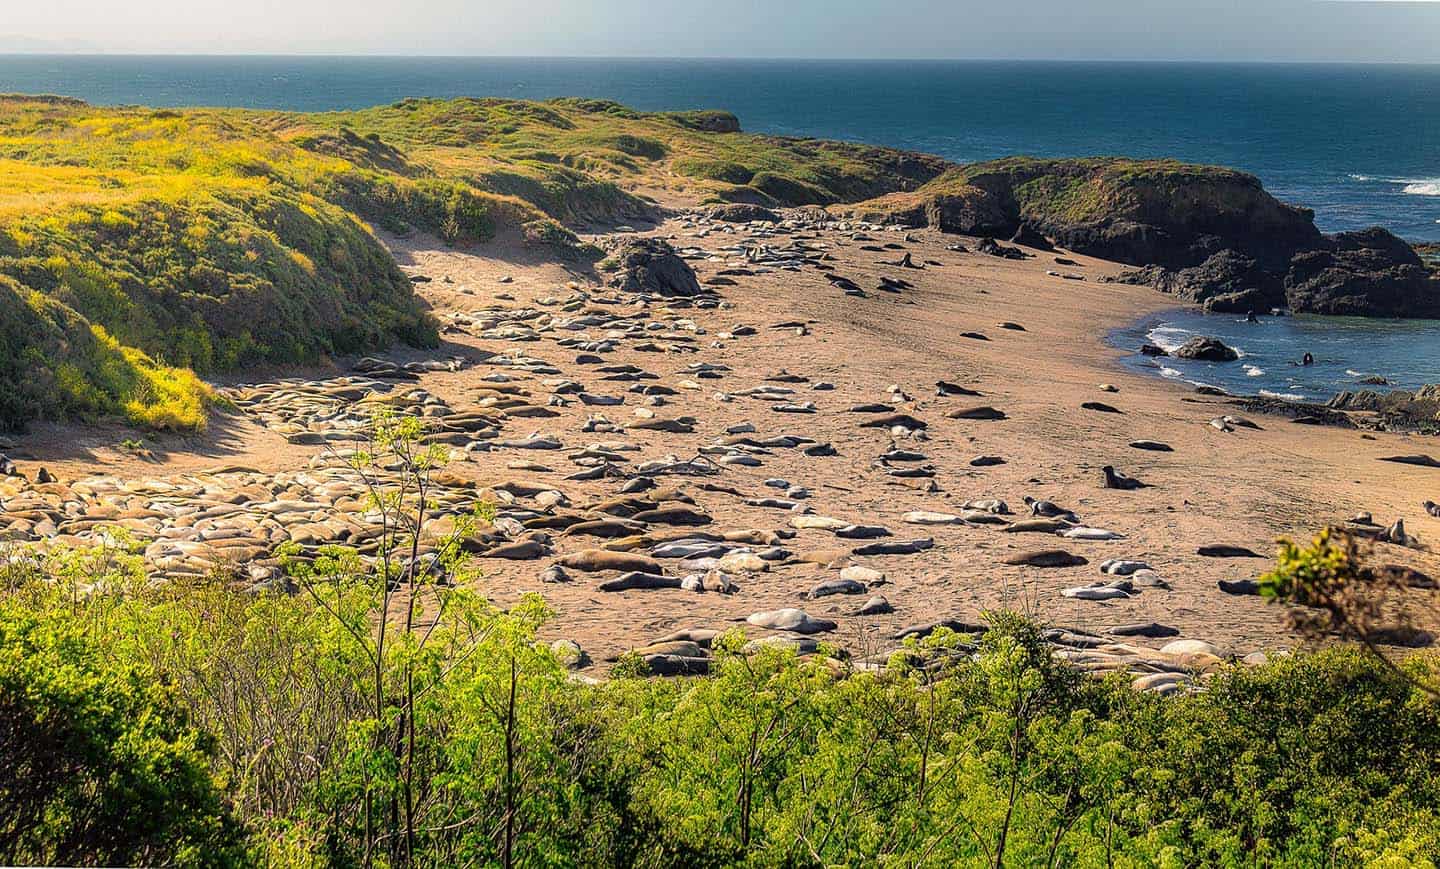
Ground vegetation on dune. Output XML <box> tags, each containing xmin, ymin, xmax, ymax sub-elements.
<box><xmin>4</xmin><ymin>558</ymin><xmax>1437</xmax><ymax>866</ymax></box>
<box><xmin>0</xmin><ymin>98</ymin><xmax>441</xmax><ymax>430</ymax></box>
<box><xmin>266</xmin><ymin>96</ymin><xmax>948</xmax><ymax>216</ymax></box>
<box><xmin>1</xmin><ymin>418</ymin><xmax>1437</xmax><ymax>866</ymax></box>
<box><xmin>0</xmin><ymin>95</ymin><xmax>950</xmax><ymax>431</ymax></box>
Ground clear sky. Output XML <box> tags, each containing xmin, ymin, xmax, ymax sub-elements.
<box><xmin>2</xmin><ymin>0</ymin><xmax>1439</xmax><ymax>62</ymax></box>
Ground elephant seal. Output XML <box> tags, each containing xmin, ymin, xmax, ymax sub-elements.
<box><xmin>1023</xmin><ymin>496</ymin><xmax>1078</xmax><ymax>521</ymax></box>
<box><xmin>1102</xmin><ymin>466</ymin><xmax>1147</xmax><ymax>490</ymax></box>
<box><xmin>559</xmin><ymin>549</ymin><xmax>663</xmax><ymax>573</ymax></box>
<box><xmin>947</xmin><ymin>406</ymin><xmax>1007</xmax><ymax>420</ymax></box>
<box><xmin>1005</xmin><ymin>549</ymin><xmax>1088</xmax><ymax>568</ymax></box>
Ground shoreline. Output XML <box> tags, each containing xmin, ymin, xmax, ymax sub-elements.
<box><xmin>1107</xmin><ymin>304</ymin><xmax>1440</xmax><ymax>404</ymax></box>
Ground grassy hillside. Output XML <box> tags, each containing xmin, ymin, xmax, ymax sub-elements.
<box><xmin>0</xmin><ymin>96</ymin><xmax>440</xmax><ymax>429</ymax></box>
<box><xmin>0</xmin><ymin>95</ymin><xmax>946</xmax><ymax>431</ymax></box>
<box><xmin>263</xmin><ymin>96</ymin><xmax>949</xmax><ymax>215</ymax></box>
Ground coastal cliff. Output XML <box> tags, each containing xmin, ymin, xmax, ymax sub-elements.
<box><xmin>840</xmin><ymin>157</ymin><xmax>1440</xmax><ymax>318</ymax></box>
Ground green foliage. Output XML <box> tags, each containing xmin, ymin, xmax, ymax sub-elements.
<box><xmin>673</xmin><ymin>157</ymin><xmax>755</xmax><ymax>185</ymax></box>
<box><xmin>2</xmin><ymin>555</ymin><xmax>1438</xmax><ymax>867</ymax></box>
<box><xmin>0</xmin><ymin>604</ymin><xmax>243</xmax><ymax>867</ymax></box>
<box><xmin>0</xmin><ymin>93</ymin><xmax>951</xmax><ymax>429</ymax></box>
<box><xmin>0</xmin><ymin>97</ymin><xmax>442</xmax><ymax>430</ymax></box>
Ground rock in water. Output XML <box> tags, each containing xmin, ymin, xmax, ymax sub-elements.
<box><xmin>605</xmin><ymin>238</ymin><xmax>704</xmax><ymax>296</ymax></box>
<box><xmin>1173</xmin><ymin>336</ymin><xmax>1240</xmax><ymax>362</ymax></box>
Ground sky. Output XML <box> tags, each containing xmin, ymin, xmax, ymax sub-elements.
<box><xmin>2</xmin><ymin>0</ymin><xmax>1439</xmax><ymax>62</ymax></box>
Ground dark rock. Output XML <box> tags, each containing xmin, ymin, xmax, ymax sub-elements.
<box><xmin>1284</xmin><ymin>228</ymin><xmax>1440</xmax><ymax>318</ymax></box>
<box><xmin>706</xmin><ymin>203</ymin><xmax>779</xmax><ymax>223</ymax></box>
<box><xmin>1173</xmin><ymin>336</ymin><xmax>1240</xmax><ymax>362</ymax></box>
<box><xmin>1009</xmin><ymin>223</ymin><xmax>1055</xmax><ymax>251</ymax></box>
<box><xmin>1140</xmin><ymin>343</ymin><xmax>1169</xmax><ymax>357</ymax></box>
<box><xmin>604</xmin><ymin>238</ymin><xmax>704</xmax><ymax>296</ymax></box>
<box><xmin>1203</xmin><ymin>288</ymin><xmax>1274</xmax><ymax>314</ymax></box>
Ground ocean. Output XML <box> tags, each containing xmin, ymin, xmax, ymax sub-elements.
<box><xmin>1111</xmin><ymin>310</ymin><xmax>1440</xmax><ymax>401</ymax></box>
<box><xmin>2</xmin><ymin>55</ymin><xmax>1438</xmax><ymax>398</ymax></box>
<box><xmin>0</xmin><ymin>56</ymin><xmax>1436</xmax><ymax>241</ymax></box>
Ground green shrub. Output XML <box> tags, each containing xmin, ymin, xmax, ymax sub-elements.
<box><xmin>0</xmin><ymin>606</ymin><xmax>242</xmax><ymax>867</ymax></box>
<box><xmin>673</xmin><ymin>158</ymin><xmax>755</xmax><ymax>185</ymax></box>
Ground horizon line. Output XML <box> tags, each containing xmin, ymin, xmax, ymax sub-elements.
<box><xmin>2</xmin><ymin>52</ymin><xmax>1440</xmax><ymax>66</ymax></box>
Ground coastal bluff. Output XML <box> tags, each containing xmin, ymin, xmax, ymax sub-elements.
<box><xmin>840</xmin><ymin>158</ymin><xmax>1440</xmax><ymax>318</ymax></box>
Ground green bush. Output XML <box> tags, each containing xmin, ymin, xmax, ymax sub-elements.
<box><xmin>673</xmin><ymin>157</ymin><xmax>755</xmax><ymax>185</ymax></box>
<box><xmin>0</xmin><ymin>606</ymin><xmax>242</xmax><ymax>867</ymax></box>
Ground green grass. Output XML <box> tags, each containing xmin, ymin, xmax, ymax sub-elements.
<box><xmin>0</xmin><ymin>95</ymin><xmax>953</xmax><ymax>431</ymax></box>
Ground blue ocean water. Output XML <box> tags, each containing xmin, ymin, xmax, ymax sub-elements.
<box><xmin>1111</xmin><ymin>310</ymin><xmax>1440</xmax><ymax>400</ymax></box>
<box><xmin>0</xmin><ymin>56</ymin><xmax>1437</xmax><ymax>240</ymax></box>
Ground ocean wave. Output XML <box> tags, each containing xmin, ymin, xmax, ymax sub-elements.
<box><xmin>1244</xmin><ymin>365</ymin><xmax>1264</xmax><ymax>377</ymax></box>
<box><xmin>1159</xmin><ymin>366</ymin><xmax>1183</xmax><ymax>378</ymax></box>
<box><xmin>1345</xmin><ymin>369</ymin><xmax>1364</xmax><ymax>377</ymax></box>
<box><xmin>1351</xmin><ymin>174</ymin><xmax>1440</xmax><ymax>196</ymax></box>
<box><xmin>1259</xmin><ymin>389</ymin><xmax>1306</xmax><ymax>401</ymax></box>
<box><xmin>1146</xmin><ymin>325</ymin><xmax>1190</xmax><ymax>352</ymax></box>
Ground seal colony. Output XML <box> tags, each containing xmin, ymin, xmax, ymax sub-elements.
<box><xmin>3</xmin><ymin>207</ymin><xmax>1438</xmax><ymax>692</ymax></box>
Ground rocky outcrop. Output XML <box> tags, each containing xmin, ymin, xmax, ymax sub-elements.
<box><xmin>842</xmin><ymin>157</ymin><xmax>1439</xmax><ymax>319</ymax></box>
<box><xmin>1327</xmin><ymin>384</ymin><xmax>1440</xmax><ymax>433</ymax></box>
<box><xmin>1114</xmin><ymin>229</ymin><xmax>1440</xmax><ymax>318</ymax></box>
<box><xmin>603</xmin><ymin>238</ymin><xmax>704</xmax><ymax>296</ymax></box>
<box><xmin>1330</xmin><ymin>384</ymin><xmax>1440</xmax><ymax>416</ymax></box>
<box><xmin>1284</xmin><ymin>229</ymin><xmax>1440</xmax><ymax>317</ymax></box>
<box><xmin>1009</xmin><ymin>223</ymin><xmax>1055</xmax><ymax>251</ymax></box>
<box><xmin>706</xmin><ymin>203</ymin><xmax>780</xmax><ymax>223</ymax></box>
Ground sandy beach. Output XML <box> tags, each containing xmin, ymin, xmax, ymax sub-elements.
<box><xmin>9</xmin><ymin>213</ymin><xmax>1439</xmax><ymax>666</ymax></box>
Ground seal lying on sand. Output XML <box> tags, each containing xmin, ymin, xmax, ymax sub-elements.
<box><xmin>1102</xmin><ymin>466</ymin><xmax>1148</xmax><ymax>490</ymax></box>
<box><xmin>1023</xmin><ymin>496</ymin><xmax>1079</xmax><ymax>522</ymax></box>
